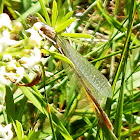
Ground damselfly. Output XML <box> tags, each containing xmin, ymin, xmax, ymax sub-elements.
<box><xmin>55</xmin><ymin>36</ymin><xmax>113</xmax><ymax>130</ymax></box>
<box><xmin>35</xmin><ymin>22</ymin><xmax>113</xmax><ymax>131</ymax></box>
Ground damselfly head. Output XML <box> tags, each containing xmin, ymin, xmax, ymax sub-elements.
<box><xmin>33</xmin><ymin>22</ymin><xmax>56</xmax><ymax>39</ymax></box>
<box><xmin>40</xmin><ymin>24</ymin><xmax>56</xmax><ymax>39</ymax></box>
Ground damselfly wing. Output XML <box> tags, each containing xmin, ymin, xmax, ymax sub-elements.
<box><xmin>35</xmin><ymin>22</ymin><xmax>113</xmax><ymax>130</ymax></box>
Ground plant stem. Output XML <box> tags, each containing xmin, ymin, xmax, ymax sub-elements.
<box><xmin>114</xmin><ymin>0</ymin><xmax>136</xmax><ymax>138</ymax></box>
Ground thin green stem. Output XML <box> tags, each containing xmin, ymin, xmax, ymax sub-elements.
<box><xmin>40</xmin><ymin>62</ymin><xmax>57</xmax><ymax>140</ymax></box>
<box><xmin>39</xmin><ymin>0</ymin><xmax>51</xmax><ymax>25</ymax></box>
<box><xmin>47</xmin><ymin>104</ymin><xmax>57</xmax><ymax>140</ymax></box>
<box><xmin>0</xmin><ymin>0</ymin><xmax>4</xmax><ymax>13</ymax></box>
<box><xmin>74</xmin><ymin>1</ymin><xmax>98</xmax><ymax>31</ymax></box>
<box><xmin>114</xmin><ymin>64</ymin><xmax>140</xmax><ymax>96</ymax></box>
<box><xmin>121</xmin><ymin>125</ymin><xmax>140</xmax><ymax>138</ymax></box>
<box><xmin>129</xmin><ymin>55</ymin><xmax>134</xmax><ymax>140</ymax></box>
<box><xmin>114</xmin><ymin>0</ymin><xmax>136</xmax><ymax>138</ymax></box>
<box><xmin>90</xmin><ymin>45</ymin><xmax>140</xmax><ymax>63</ymax></box>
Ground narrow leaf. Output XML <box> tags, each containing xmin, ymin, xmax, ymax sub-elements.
<box><xmin>52</xmin><ymin>0</ymin><xmax>58</xmax><ymax>27</ymax></box>
<box><xmin>41</xmin><ymin>49</ymin><xmax>74</xmax><ymax>66</ymax></box>
<box><xmin>61</xmin><ymin>11</ymin><xmax>73</xmax><ymax>22</ymax></box>
<box><xmin>114</xmin><ymin>1</ymin><xmax>136</xmax><ymax>138</ymax></box>
<box><xmin>16</xmin><ymin>2</ymin><xmax>41</xmax><ymax>22</ymax></box>
<box><xmin>5</xmin><ymin>86</ymin><xmax>15</xmax><ymax>121</ymax></box>
<box><xmin>36</xmin><ymin>12</ymin><xmax>47</xmax><ymax>24</ymax></box>
<box><xmin>19</xmin><ymin>86</ymin><xmax>47</xmax><ymax>114</ymax></box>
<box><xmin>0</xmin><ymin>0</ymin><xmax>4</xmax><ymax>13</ymax></box>
<box><xmin>96</xmin><ymin>0</ymin><xmax>123</xmax><ymax>32</ymax></box>
<box><xmin>39</xmin><ymin>0</ymin><xmax>51</xmax><ymax>25</ymax></box>
<box><xmin>25</xmin><ymin>129</ymin><xmax>39</xmax><ymax>140</ymax></box>
<box><xmin>21</xmin><ymin>0</ymin><xmax>31</xmax><ymax>11</ymax></box>
<box><xmin>16</xmin><ymin>120</ymin><xmax>24</xmax><ymax>140</ymax></box>
<box><xmin>50</xmin><ymin>108</ymin><xmax>73</xmax><ymax>140</ymax></box>
<box><xmin>20</xmin><ymin>86</ymin><xmax>73</xmax><ymax>140</ymax></box>
<box><xmin>61</xmin><ymin>33</ymin><xmax>92</xmax><ymax>38</ymax></box>
<box><xmin>55</xmin><ymin>18</ymin><xmax>75</xmax><ymax>32</ymax></box>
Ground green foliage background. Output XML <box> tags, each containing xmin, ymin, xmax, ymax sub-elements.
<box><xmin>0</xmin><ymin>0</ymin><xmax>140</xmax><ymax>139</ymax></box>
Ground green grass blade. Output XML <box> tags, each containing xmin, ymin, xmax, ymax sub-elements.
<box><xmin>19</xmin><ymin>86</ymin><xmax>47</xmax><ymax>114</ymax></box>
<box><xmin>91</xmin><ymin>45</ymin><xmax>140</xmax><ymax>63</ymax></box>
<box><xmin>5</xmin><ymin>86</ymin><xmax>15</xmax><ymax>121</ymax></box>
<box><xmin>95</xmin><ymin>0</ymin><xmax>139</xmax><ymax>45</ymax></box>
<box><xmin>15</xmin><ymin>120</ymin><xmax>24</xmax><ymax>140</ymax></box>
<box><xmin>16</xmin><ymin>1</ymin><xmax>41</xmax><ymax>21</ymax></box>
<box><xmin>21</xmin><ymin>72</ymin><xmax>55</xmax><ymax>140</ymax></box>
<box><xmin>52</xmin><ymin>0</ymin><xmax>58</xmax><ymax>27</ymax></box>
<box><xmin>128</xmin><ymin>56</ymin><xmax>134</xmax><ymax>139</ymax></box>
<box><xmin>97</xmin><ymin>125</ymin><xmax>117</xmax><ymax>140</ymax></box>
<box><xmin>61</xmin><ymin>33</ymin><xmax>92</xmax><ymax>38</ymax></box>
<box><xmin>120</xmin><ymin>125</ymin><xmax>140</xmax><ymax>138</ymax></box>
<box><xmin>39</xmin><ymin>0</ymin><xmax>51</xmax><ymax>25</ymax></box>
<box><xmin>41</xmin><ymin>49</ymin><xmax>74</xmax><ymax>66</ymax></box>
<box><xmin>24</xmin><ymin>129</ymin><xmax>39</xmax><ymax>140</ymax></box>
<box><xmin>94</xmin><ymin>21</ymin><xmax>125</xmax><ymax>69</ymax></box>
<box><xmin>94</xmin><ymin>42</ymin><xmax>111</xmax><ymax>69</ymax></box>
<box><xmin>46</xmin><ymin>104</ymin><xmax>57</xmax><ymax>140</ymax></box>
<box><xmin>74</xmin><ymin>1</ymin><xmax>97</xmax><ymax>31</ymax></box>
<box><xmin>61</xmin><ymin>11</ymin><xmax>73</xmax><ymax>23</ymax></box>
<box><xmin>19</xmin><ymin>86</ymin><xmax>72</xmax><ymax>140</ymax></box>
<box><xmin>21</xmin><ymin>0</ymin><xmax>31</xmax><ymax>11</ymax></box>
<box><xmin>50</xmin><ymin>108</ymin><xmax>73</xmax><ymax>140</ymax></box>
<box><xmin>112</xmin><ymin>68</ymin><xmax>140</xmax><ymax>101</ymax></box>
<box><xmin>55</xmin><ymin>18</ymin><xmax>75</xmax><ymax>32</ymax></box>
<box><xmin>123</xmin><ymin>101</ymin><xmax>140</xmax><ymax>114</ymax></box>
<box><xmin>0</xmin><ymin>0</ymin><xmax>4</xmax><ymax>13</ymax></box>
<box><xmin>16</xmin><ymin>97</ymin><xmax>27</xmax><ymax>121</ymax></box>
<box><xmin>36</xmin><ymin>12</ymin><xmax>47</xmax><ymax>24</ymax></box>
<box><xmin>96</xmin><ymin>0</ymin><xmax>124</xmax><ymax>32</ymax></box>
<box><xmin>114</xmin><ymin>1</ymin><xmax>136</xmax><ymax>138</ymax></box>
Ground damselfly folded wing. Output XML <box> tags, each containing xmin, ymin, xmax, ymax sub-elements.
<box><xmin>56</xmin><ymin>36</ymin><xmax>112</xmax><ymax>105</ymax></box>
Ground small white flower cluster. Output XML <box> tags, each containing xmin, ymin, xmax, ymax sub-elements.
<box><xmin>19</xmin><ymin>47</ymin><xmax>41</xmax><ymax>69</ymax></box>
<box><xmin>0</xmin><ymin>84</ymin><xmax>5</xmax><ymax>112</ymax></box>
<box><xmin>0</xmin><ymin>124</ymin><xmax>13</xmax><ymax>140</ymax></box>
<box><xmin>0</xmin><ymin>13</ymin><xmax>12</xmax><ymax>29</ymax></box>
<box><xmin>0</xmin><ymin>13</ymin><xmax>24</xmax><ymax>86</ymax></box>
<box><xmin>0</xmin><ymin>14</ymin><xmax>18</xmax><ymax>53</ymax></box>
<box><xmin>0</xmin><ymin>13</ymin><xmax>43</xmax><ymax>86</ymax></box>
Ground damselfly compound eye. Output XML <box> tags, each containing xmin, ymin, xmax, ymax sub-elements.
<box><xmin>40</xmin><ymin>24</ymin><xmax>56</xmax><ymax>39</ymax></box>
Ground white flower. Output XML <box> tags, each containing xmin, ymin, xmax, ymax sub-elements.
<box><xmin>12</xmin><ymin>21</ymin><xmax>23</xmax><ymax>32</ymax></box>
<box><xmin>33</xmin><ymin>22</ymin><xmax>44</xmax><ymax>30</ymax></box>
<box><xmin>5</xmin><ymin>63</ymin><xmax>24</xmax><ymax>84</ymax></box>
<box><xmin>15</xmin><ymin>67</ymin><xmax>24</xmax><ymax>83</ymax></box>
<box><xmin>0</xmin><ymin>30</ymin><xmax>18</xmax><ymax>53</ymax></box>
<box><xmin>32</xmin><ymin>65</ymin><xmax>40</xmax><ymax>72</ymax></box>
<box><xmin>0</xmin><ymin>66</ymin><xmax>11</xmax><ymax>86</ymax></box>
<box><xmin>20</xmin><ymin>47</ymin><xmax>41</xmax><ymax>68</ymax></box>
<box><xmin>32</xmin><ymin>22</ymin><xmax>56</xmax><ymax>43</ymax></box>
<box><xmin>26</xmin><ymin>28</ymin><xmax>42</xmax><ymax>46</ymax></box>
<box><xmin>0</xmin><ymin>124</ymin><xmax>13</xmax><ymax>140</ymax></box>
<box><xmin>0</xmin><ymin>105</ymin><xmax>4</xmax><ymax>112</ymax></box>
<box><xmin>0</xmin><ymin>64</ymin><xmax>25</xmax><ymax>85</ymax></box>
<box><xmin>0</xmin><ymin>84</ymin><xmax>6</xmax><ymax>111</ymax></box>
<box><xmin>0</xmin><ymin>84</ymin><xmax>5</xmax><ymax>112</ymax></box>
<box><xmin>2</xmin><ymin>54</ymin><xmax>12</xmax><ymax>61</ymax></box>
<box><xmin>0</xmin><ymin>13</ymin><xmax>12</xmax><ymax>29</ymax></box>
<box><xmin>6</xmin><ymin>61</ymin><xmax>17</xmax><ymax>70</ymax></box>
